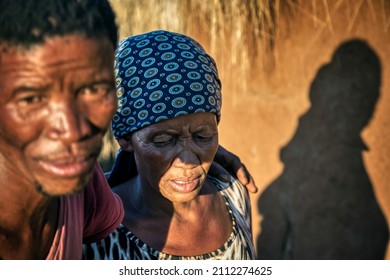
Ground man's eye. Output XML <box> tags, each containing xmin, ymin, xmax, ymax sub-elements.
<box><xmin>80</xmin><ymin>83</ymin><xmax>114</xmax><ymax>97</ymax></box>
<box><xmin>17</xmin><ymin>95</ymin><xmax>46</xmax><ymax>106</ymax></box>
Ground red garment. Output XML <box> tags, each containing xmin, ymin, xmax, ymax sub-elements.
<box><xmin>46</xmin><ymin>164</ymin><xmax>124</xmax><ymax>259</ymax></box>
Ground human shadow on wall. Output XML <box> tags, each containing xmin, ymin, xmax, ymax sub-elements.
<box><xmin>256</xmin><ymin>39</ymin><xmax>389</xmax><ymax>259</ymax></box>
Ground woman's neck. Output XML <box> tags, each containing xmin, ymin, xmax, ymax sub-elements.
<box><xmin>117</xmin><ymin>175</ymin><xmax>217</xmax><ymax>219</ymax></box>
<box><xmin>115</xmin><ymin>175</ymin><xmax>232</xmax><ymax>256</ymax></box>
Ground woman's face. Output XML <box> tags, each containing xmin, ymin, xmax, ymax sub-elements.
<box><xmin>128</xmin><ymin>112</ymin><xmax>218</xmax><ymax>203</ymax></box>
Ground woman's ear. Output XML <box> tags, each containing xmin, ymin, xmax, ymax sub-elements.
<box><xmin>117</xmin><ymin>137</ymin><xmax>134</xmax><ymax>152</ymax></box>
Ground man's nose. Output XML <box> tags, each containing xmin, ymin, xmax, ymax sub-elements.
<box><xmin>46</xmin><ymin>102</ymin><xmax>91</xmax><ymax>143</ymax></box>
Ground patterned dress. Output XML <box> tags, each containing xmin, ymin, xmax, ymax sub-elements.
<box><xmin>82</xmin><ymin>176</ymin><xmax>256</xmax><ymax>260</ymax></box>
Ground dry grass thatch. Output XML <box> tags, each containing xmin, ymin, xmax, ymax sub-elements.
<box><xmin>108</xmin><ymin>0</ymin><xmax>389</xmax><ymax>92</ymax></box>
<box><xmin>109</xmin><ymin>0</ymin><xmax>279</xmax><ymax>90</ymax></box>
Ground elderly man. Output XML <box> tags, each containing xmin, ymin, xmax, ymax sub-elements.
<box><xmin>0</xmin><ymin>0</ymin><xmax>125</xmax><ymax>259</ymax></box>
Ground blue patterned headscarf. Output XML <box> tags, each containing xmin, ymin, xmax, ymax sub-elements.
<box><xmin>111</xmin><ymin>30</ymin><xmax>222</xmax><ymax>138</ymax></box>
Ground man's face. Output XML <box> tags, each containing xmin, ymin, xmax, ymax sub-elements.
<box><xmin>0</xmin><ymin>35</ymin><xmax>117</xmax><ymax>196</ymax></box>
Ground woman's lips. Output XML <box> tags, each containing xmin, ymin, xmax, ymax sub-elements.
<box><xmin>38</xmin><ymin>155</ymin><xmax>95</xmax><ymax>177</ymax></box>
<box><xmin>170</xmin><ymin>177</ymin><xmax>200</xmax><ymax>193</ymax></box>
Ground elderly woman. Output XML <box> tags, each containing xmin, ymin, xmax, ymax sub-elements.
<box><xmin>83</xmin><ymin>30</ymin><xmax>256</xmax><ymax>260</ymax></box>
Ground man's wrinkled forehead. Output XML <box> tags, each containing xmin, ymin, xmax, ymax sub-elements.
<box><xmin>0</xmin><ymin>40</ymin><xmax>37</xmax><ymax>62</ymax></box>
<box><xmin>0</xmin><ymin>36</ymin><xmax>116</xmax><ymax>96</ymax></box>
<box><xmin>0</xmin><ymin>42</ymin><xmax>41</xmax><ymax>77</ymax></box>
<box><xmin>0</xmin><ymin>35</ymin><xmax>114</xmax><ymax>65</ymax></box>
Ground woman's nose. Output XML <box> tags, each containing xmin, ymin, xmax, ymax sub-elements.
<box><xmin>172</xmin><ymin>147</ymin><xmax>200</xmax><ymax>168</ymax></box>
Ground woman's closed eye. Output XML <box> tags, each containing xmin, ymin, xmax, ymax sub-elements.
<box><xmin>193</xmin><ymin>133</ymin><xmax>215</xmax><ymax>143</ymax></box>
<box><xmin>153</xmin><ymin>134</ymin><xmax>176</xmax><ymax>147</ymax></box>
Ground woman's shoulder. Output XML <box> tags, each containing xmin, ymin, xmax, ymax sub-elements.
<box><xmin>207</xmin><ymin>175</ymin><xmax>251</xmax><ymax>214</ymax></box>
<box><xmin>208</xmin><ymin>175</ymin><xmax>249</xmax><ymax>199</ymax></box>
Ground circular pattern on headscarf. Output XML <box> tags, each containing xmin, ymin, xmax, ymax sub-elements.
<box><xmin>112</xmin><ymin>30</ymin><xmax>222</xmax><ymax>138</ymax></box>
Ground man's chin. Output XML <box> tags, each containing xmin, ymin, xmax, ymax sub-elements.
<box><xmin>31</xmin><ymin>160</ymin><xmax>97</xmax><ymax>196</ymax></box>
<box><xmin>34</xmin><ymin>175</ymin><xmax>92</xmax><ymax>197</ymax></box>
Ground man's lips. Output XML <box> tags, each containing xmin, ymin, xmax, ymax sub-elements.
<box><xmin>37</xmin><ymin>154</ymin><xmax>97</xmax><ymax>177</ymax></box>
<box><xmin>170</xmin><ymin>176</ymin><xmax>201</xmax><ymax>193</ymax></box>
